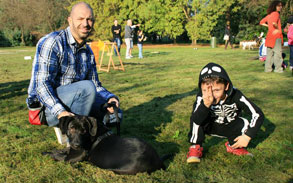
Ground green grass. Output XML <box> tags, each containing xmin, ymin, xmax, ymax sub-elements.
<box><xmin>0</xmin><ymin>45</ymin><xmax>292</xmax><ymax>183</ymax></box>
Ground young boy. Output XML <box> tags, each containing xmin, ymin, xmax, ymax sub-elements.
<box><xmin>186</xmin><ymin>63</ymin><xmax>264</xmax><ymax>163</ymax></box>
<box><xmin>137</xmin><ymin>30</ymin><xmax>146</xmax><ymax>59</ymax></box>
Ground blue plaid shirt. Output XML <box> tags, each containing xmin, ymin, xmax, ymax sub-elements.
<box><xmin>28</xmin><ymin>27</ymin><xmax>115</xmax><ymax>117</ymax></box>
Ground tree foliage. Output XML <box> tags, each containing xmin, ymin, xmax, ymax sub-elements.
<box><xmin>0</xmin><ymin>0</ymin><xmax>291</xmax><ymax>46</ymax></box>
<box><xmin>0</xmin><ymin>0</ymin><xmax>69</xmax><ymax>46</ymax></box>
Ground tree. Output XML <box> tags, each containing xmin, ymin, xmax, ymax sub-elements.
<box><xmin>0</xmin><ymin>0</ymin><xmax>69</xmax><ymax>46</ymax></box>
<box><xmin>163</xmin><ymin>0</ymin><xmax>185</xmax><ymax>43</ymax></box>
<box><xmin>184</xmin><ymin>0</ymin><xmax>238</xmax><ymax>45</ymax></box>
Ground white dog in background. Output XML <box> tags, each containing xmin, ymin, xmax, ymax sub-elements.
<box><xmin>240</xmin><ymin>32</ymin><xmax>263</xmax><ymax>50</ymax></box>
<box><xmin>240</xmin><ymin>41</ymin><xmax>257</xmax><ymax>50</ymax></box>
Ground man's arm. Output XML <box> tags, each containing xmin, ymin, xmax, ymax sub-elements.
<box><xmin>34</xmin><ymin>37</ymin><xmax>66</xmax><ymax>118</ymax></box>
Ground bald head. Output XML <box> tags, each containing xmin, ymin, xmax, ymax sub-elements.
<box><xmin>68</xmin><ymin>2</ymin><xmax>94</xmax><ymax>44</ymax></box>
<box><xmin>70</xmin><ymin>2</ymin><xmax>94</xmax><ymax>19</ymax></box>
<box><xmin>127</xmin><ymin>19</ymin><xmax>132</xmax><ymax>26</ymax></box>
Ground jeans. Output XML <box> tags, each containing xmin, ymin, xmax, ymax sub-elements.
<box><xmin>45</xmin><ymin>80</ymin><xmax>107</xmax><ymax>126</ymax></box>
<box><xmin>113</xmin><ymin>38</ymin><xmax>121</xmax><ymax>56</ymax></box>
<box><xmin>289</xmin><ymin>45</ymin><xmax>293</xmax><ymax>68</ymax></box>
<box><xmin>137</xmin><ymin>44</ymin><xmax>143</xmax><ymax>58</ymax></box>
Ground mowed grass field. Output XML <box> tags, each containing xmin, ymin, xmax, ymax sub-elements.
<box><xmin>0</xmin><ymin>45</ymin><xmax>292</xmax><ymax>183</ymax></box>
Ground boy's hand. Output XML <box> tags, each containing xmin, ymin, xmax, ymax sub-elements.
<box><xmin>232</xmin><ymin>134</ymin><xmax>251</xmax><ymax>148</ymax></box>
<box><xmin>202</xmin><ymin>85</ymin><xmax>214</xmax><ymax>108</ymax></box>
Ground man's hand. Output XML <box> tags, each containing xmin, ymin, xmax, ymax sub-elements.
<box><xmin>107</xmin><ymin>98</ymin><xmax>119</xmax><ymax>113</ymax></box>
<box><xmin>57</xmin><ymin>111</ymin><xmax>75</xmax><ymax>119</ymax></box>
<box><xmin>231</xmin><ymin>134</ymin><xmax>251</xmax><ymax>148</ymax></box>
<box><xmin>202</xmin><ymin>85</ymin><xmax>214</xmax><ymax>108</ymax></box>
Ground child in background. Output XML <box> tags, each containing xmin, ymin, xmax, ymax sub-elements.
<box><xmin>186</xmin><ymin>63</ymin><xmax>264</xmax><ymax>163</ymax></box>
<box><xmin>137</xmin><ymin>30</ymin><xmax>146</xmax><ymax>59</ymax></box>
<box><xmin>285</xmin><ymin>15</ymin><xmax>293</xmax><ymax>71</ymax></box>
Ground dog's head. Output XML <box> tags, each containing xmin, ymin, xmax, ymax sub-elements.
<box><xmin>59</xmin><ymin>115</ymin><xmax>97</xmax><ymax>150</ymax></box>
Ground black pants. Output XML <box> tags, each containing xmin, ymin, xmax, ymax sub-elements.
<box><xmin>188</xmin><ymin>117</ymin><xmax>249</xmax><ymax>146</ymax></box>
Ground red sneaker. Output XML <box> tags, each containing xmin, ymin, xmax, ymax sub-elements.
<box><xmin>225</xmin><ymin>142</ymin><xmax>253</xmax><ymax>156</ymax></box>
<box><xmin>186</xmin><ymin>145</ymin><xmax>203</xmax><ymax>163</ymax></box>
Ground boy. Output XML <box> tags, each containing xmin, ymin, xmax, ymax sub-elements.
<box><xmin>187</xmin><ymin>63</ymin><xmax>264</xmax><ymax>163</ymax></box>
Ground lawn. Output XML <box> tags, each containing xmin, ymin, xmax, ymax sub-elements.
<box><xmin>0</xmin><ymin>45</ymin><xmax>292</xmax><ymax>183</ymax></box>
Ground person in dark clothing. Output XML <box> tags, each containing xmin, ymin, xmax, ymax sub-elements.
<box><xmin>111</xmin><ymin>19</ymin><xmax>122</xmax><ymax>56</ymax></box>
<box><xmin>224</xmin><ymin>25</ymin><xmax>234</xmax><ymax>49</ymax></box>
<box><xmin>186</xmin><ymin>63</ymin><xmax>264</xmax><ymax>163</ymax></box>
<box><xmin>137</xmin><ymin>30</ymin><xmax>146</xmax><ymax>59</ymax></box>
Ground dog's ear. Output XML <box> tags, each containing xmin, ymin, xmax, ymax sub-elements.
<box><xmin>86</xmin><ymin>116</ymin><xmax>98</xmax><ymax>137</ymax></box>
<box><xmin>58</xmin><ymin>116</ymin><xmax>71</xmax><ymax>134</ymax></box>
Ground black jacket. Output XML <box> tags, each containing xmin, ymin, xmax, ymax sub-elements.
<box><xmin>190</xmin><ymin>63</ymin><xmax>264</xmax><ymax>138</ymax></box>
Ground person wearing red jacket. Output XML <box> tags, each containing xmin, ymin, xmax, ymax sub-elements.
<box><xmin>260</xmin><ymin>1</ymin><xmax>283</xmax><ymax>73</ymax></box>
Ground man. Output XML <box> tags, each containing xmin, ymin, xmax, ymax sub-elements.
<box><xmin>111</xmin><ymin>19</ymin><xmax>122</xmax><ymax>56</ymax></box>
<box><xmin>27</xmin><ymin>2</ymin><xmax>120</xmax><ymax>127</ymax></box>
<box><xmin>124</xmin><ymin>19</ymin><xmax>140</xmax><ymax>59</ymax></box>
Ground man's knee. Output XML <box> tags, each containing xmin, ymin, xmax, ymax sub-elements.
<box><xmin>76</xmin><ymin>80</ymin><xmax>96</xmax><ymax>98</ymax></box>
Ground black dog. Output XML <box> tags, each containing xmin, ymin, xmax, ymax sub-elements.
<box><xmin>45</xmin><ymin>115</ymin><xmax>169</xmax><ymax>175</ymax></box>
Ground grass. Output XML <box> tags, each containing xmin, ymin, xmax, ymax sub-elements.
<box><xmin>0</xmin><ymin>45</ymin><xmax>292</xmax><ymax>183</ymax></box>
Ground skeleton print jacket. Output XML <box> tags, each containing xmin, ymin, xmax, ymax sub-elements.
<box><xmin>190</xmin><ymin>63</ymin><xmax>264</xmax><ymax>139</ymax></box>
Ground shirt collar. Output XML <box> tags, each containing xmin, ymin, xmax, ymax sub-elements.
<box><xmin>66</xmin><ymin>26</ymin><xmax>88</xmax><ymax>50</ymax></box>
<box><xmin>66</xmin><ymin>27</ymin><xmax>76</xmax><ymax>46</ymax></box>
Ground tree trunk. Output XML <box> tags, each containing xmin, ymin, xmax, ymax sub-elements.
<box><xmin>192</xmin><ymin>39</ymin><xmax>197</xmax><ymax>45</ymax></box>
<box><xmin>21</xmin><ymin>29</ymin><xmax>25</xmax><ymax>46</ymax></box>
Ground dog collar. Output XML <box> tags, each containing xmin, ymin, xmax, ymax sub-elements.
<box><xmin>91</xmin><ymin>131</ymin><xmax>113</xmax><ymax>151</ymax></box>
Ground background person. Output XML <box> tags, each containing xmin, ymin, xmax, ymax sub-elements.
<box><xmin>284</xmin><ymin>15</ymin><xmax>293</xmax><ymax>71</ymax></box>
<box><xmin>27</xmin><ymin>2</ymin><xmax>120</xmax><ymax>127</ymax></box>
<box><xmin>260</xmin><ymin>1</ymin><xmax>283</xmax><ymax>73</ymax></box>
<box><xmin>137</xmin><ymin>30</ymin><xmax>146</xmax><ymax>59</ymax></box>
<box><xmin>111</xmin><ymin>19</ymin><xmax>122</xmax><ymax>56</ymax></box>
<box><xmin>124</xmin><ymin>19</ymin><xmax>140</xmax><ymax>59</ymax></box>
<box><xmin>224</xmin><ymin>25</ymin><xmax>233</xmax><ymax>49</ymax></box>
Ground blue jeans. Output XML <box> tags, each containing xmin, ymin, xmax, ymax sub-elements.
<box><xmin>289</xmin><ymin>45</ymin><xmax>293</xmax><ymax>68</ymax></box>
<box><xmin>113</xmin><ymin>38</ymin><xmax>121</xmax><ymax>56</ymax></box>
<box><xmin>137</xmin><ymin>43</ymin><xmax>143</xmax><ymax>58</ymax></box>
<box><xmin>45</xmin><ymin>80</ymin><xmax>107</xmax><ymax>126</ymax></box>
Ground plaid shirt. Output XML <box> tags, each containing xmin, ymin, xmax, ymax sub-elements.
<box><xmin>28</xmin><ymin>27</ymin><xmax>115</xmax><ymax>117</ymax></box>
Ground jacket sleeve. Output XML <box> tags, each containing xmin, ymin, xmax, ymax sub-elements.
<box><xmin>236</xmin><ymin>91</ymin><xmax>264</xmax><ymax>139</ymax></box>
<box><xmin>260</xmin><ymin>15</ymin><xmax>268</xmax><ymax>25</ymax></box>
<box><xmin>190</xmin><ymin>95</ymin><xmax>210</xmax><ymax>126</ymax></box>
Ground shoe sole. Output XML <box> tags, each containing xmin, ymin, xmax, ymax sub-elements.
<box><xmin>187</xmin><ymin>157</ymin><xmax>201</xmax><ymax>163</ymax></box>
<box><xmin>226</xmin><ymin>150</ymin><xmax>253</xmax><ymax>156</ymax></box>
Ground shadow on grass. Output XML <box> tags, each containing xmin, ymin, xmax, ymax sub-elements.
<box><xmin>0</xmin><ymin>79</ymin><xmax>30</xmax><ymax>100</ymax></box>
<box><xmin>142</xmin><ymin>51</ymin><xmax>170</xmax><ymax>58</ymax></box>
<box><xmin>121</xmin><ymin>89</ymin><xmax>197</xmax><ymax>156</ymax></box>
<box><xmin>203</xmin><ymin>117</ymin><xmax>276</xmax><ymax>150</ymax></box>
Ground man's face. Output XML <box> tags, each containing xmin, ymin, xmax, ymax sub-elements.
<box><xmin>201</xmin><ymin>81</ymin><xmax>229</xmax><ymax>105</ymax></box>
<box><xmin>68</xmin><ymin>5</ymin><xmax>94</xmax><ymax>44</ymax></box>
<box><xmin>114</xmin><ymin>20</ymin><xmax>118</xmax><ymax>26</ymax></box>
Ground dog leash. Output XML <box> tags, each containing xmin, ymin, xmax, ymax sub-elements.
<box><xmin>90</xmin><ymin>131</ymin><xmax>113</xmax><ymax>152</ymax></box>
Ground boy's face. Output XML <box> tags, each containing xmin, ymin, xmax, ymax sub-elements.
<box><xmin>201</xmin><ymin>81</ymin><xmax>229</xmax><ymax>105</ymax></box>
